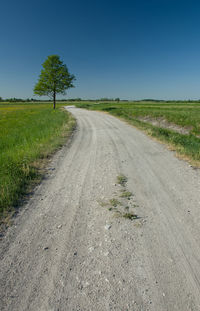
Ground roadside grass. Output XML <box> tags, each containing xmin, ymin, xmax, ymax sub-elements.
<box><xmin>0</xmin><ymin>102</ymin><xmax>75</xmax><ymax>222</ymax></box>
<box><xmin>75</xmin><ymin>101</ymin><xmax>200</xmax><ymax>165</ymax></box>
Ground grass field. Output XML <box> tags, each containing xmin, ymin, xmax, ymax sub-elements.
<box><xmin>0</xmin><ymin>102</ymin><xmax>75</xmax><ymax>221</ymax></box>
<box><xmin>75</xmin><ymin>101</ymin><xmax>200</xmax><ymax>165</ymax></box>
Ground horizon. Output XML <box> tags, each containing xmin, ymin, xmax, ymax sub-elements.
<box><xmin>2</xmin><ymin>97</ymin><xmax>200</xmax><ymax>102</ymax></box>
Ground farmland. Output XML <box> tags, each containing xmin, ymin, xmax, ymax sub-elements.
<box><xmin>76</xmin><ymin>101</ymin><xmax>200</xmax><ymax>164</ymax></box>
<box><xmin>1</xmin><ymin>100</ymin><xmax>199</xmax><ymax>222</ymax></box>
<box><xmin>0</xmin><ymin>102</ymin><xmax>75</xmax><ymax>220</ymax></box>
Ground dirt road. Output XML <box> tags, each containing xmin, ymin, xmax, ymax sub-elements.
<box><xmin>1</xmin><ymin>107</ymin><xmax>200</xmax><ymax>311</ymax></box>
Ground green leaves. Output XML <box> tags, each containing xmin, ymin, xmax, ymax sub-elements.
<box><xmin>34</xmin><ymin>55</ymin><xmax>75</xmax><ymax>101</ymax></box>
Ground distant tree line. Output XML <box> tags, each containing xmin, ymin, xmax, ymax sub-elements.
<box><xmin>0</xmin><ymin>97</ymin><xmax>123</xmax><ymax>102</ymax></box>
<box><xmin>0</xmin><ymin>97</ymin><xmax>38</xmax><ymax>102</ymax></box>
<box><xmin>140</xmin><ymin>99</ymin><xmax>200</xmax><ymax>103</ymax></box>
<box><xmin>1</xmin><ymin>97</ymin><xmax>200</xmax><ymax>103</ymax></box>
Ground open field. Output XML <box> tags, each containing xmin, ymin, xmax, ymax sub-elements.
<box><xmin>0</xmin><ymin>102</ymin><xmax>75</xmax><ymax>221</ymax></box>
<box><xmin>75</xmin><ymin>101</ymin><xmax>200</xmax><ymax>164</ymax></box>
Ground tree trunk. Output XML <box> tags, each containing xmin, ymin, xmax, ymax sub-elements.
<box><xmin>53</xmin><ymin>91</ymin><xmax>56</xmax><ymax>109</ymax></box>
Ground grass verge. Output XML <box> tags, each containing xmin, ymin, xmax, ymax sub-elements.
<box><xmin>0</xmin><ymin>103</ymin><xmax>76</xmax><ymax>223</ymax></box>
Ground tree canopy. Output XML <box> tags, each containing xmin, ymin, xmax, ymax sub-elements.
<box><xmin>34</xmin><ymin>55</ymin><xmax>75</xmax><ymax>109</ymax></box>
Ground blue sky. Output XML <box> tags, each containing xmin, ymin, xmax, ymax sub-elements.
<box><xmin>1</xmin><ymin>0</ymin><xmax>200</xmax><ymax>100</ymax></box>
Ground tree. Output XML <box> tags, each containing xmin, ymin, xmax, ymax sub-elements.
<box><xmin>34</xmin><ymin>55</ymin><xmax>75</xmax><ymax>109</ymax></box>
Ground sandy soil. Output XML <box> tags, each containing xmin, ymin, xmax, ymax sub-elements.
<box><xmin>0</xmin><ymin>107</ymin><xmax>200</xmax><ymax>311</ymax></box>
<box><xmin>137</xmin><ymin>116</ymin><xmax>192</xmax><ymax>135</ymax></box>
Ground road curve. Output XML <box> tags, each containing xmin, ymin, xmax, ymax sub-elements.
<box><xmin>0</xmin><ymin>107</ymin><xmax>200</xmax><ymax>311</ymax></box>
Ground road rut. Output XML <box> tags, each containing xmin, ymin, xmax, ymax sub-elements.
<box><xmin>0</xmin><ymin>107</ymin><xmax>200</xmax><ymax>311</ymax></box>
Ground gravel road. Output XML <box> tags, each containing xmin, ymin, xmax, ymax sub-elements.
<box><xmin>0</xmin><ymin>107</ymin><xmax>200</xmax><ymax>311</ymax></box>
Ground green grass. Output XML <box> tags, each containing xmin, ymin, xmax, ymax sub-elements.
<box><xmin>123</xmin><ymin>212</ymin><xmax>138</xmax><ymax>220</ymax></box>
<box><xmin>0</xmin><ymin>102</ymin><xmax>75</xmax><ymax>220</ymax></box>
<box><xmin>75</xmin><ymin>101</ymin><xmax>200</xmax><ymax>164</ymax></box>
<box><xmin>120</xmin><ymin>191</ymin><xmax>132</xmax><ymax>198</ymax></box>
<box><xmin>117</xmin><ymin>175</ymin><xmax>128</xmax><ymax>186</ymax></box>
<box><xmin>109</xmin><ymin>198</ymin><xmax>121</xmax><ymax>207</ymax></box>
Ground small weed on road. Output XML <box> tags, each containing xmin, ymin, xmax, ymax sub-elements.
<box><xmin>98</xmin><ymin>175</ymin><xmax>141</xmax><ymax>223</ymax></box>
<box><xmin>123</xmin><ymin>213</ymin><xmax>138</xmax><ymax>220</ymax></box>
<box><xmin>117</xmin><ymin>175</ymin><xmax>127</xmax><ymax>186</ymax></box>
<box><xmin>110</xmin><ymin>198</ymin><xmax>121</xmax><ymax>207</ymax></box>
<box><xmin>120</xmin><ymin>191</ymin><xmax>132</xmax><ymax>198</ymax></box>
